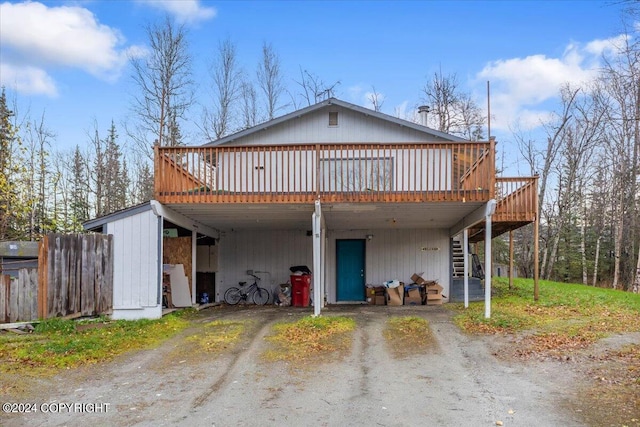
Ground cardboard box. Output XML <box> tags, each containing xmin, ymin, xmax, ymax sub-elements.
<box><xmin>427</xmin><ymin>283</ymin><xmax>444</xmax><ymax>293</ymax></box>
<box><xmin>427</xmin><ymin>298</ymin><xmax>443</xmax><ymax>305</ymax></box>
<box><xmin>365</xmin><ymin>287</ymin><xmax>377</xmax><ymax>305</ymax></box>
<box><xmin>404</xmin><ymin>296</ymin><xmax>422</xmax><ymax>305</ymax></box>
<box><xmin>407</xmin><ymin>287</ymin><xmax>421</xmax><ymax>298</ymax></box>
<box><xmin>375</xmin><ymin>296</ymin><xmax>386</xmax><ymax>305</ymax></box>
<box><xmin>410</xmin><ymin>273</ymin><xmax>428</xmax><ymax>285</ymax></box>
<box><xmin>386</xmin><ymin>284</ymin><xmax>404</xmax><ymax>306</ymax></box>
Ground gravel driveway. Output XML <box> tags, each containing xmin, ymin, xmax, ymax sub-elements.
<box><xmin>1</xmin><ymin>305</ymin><xmax>586</xmax><ymax>427</ymax></box>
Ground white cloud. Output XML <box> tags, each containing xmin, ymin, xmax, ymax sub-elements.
<box><xmin>0</xmin><ymin>1</ymin><xmax>143</xmax><ymax>96</ymax></box>
<box><xmin>139</xmin><ymin>0</ymin><xmax>216</xmax><ymax>25</ymax></box>
<box><xmin>0</xmin><ymin>63</ymin><xmax>58</xmax><ymax>97</ymax></box>
<box><xmin>585</xmin><ymin>34</ymin><xmax>629</xmax><ymax>56</ymax></box>
<box><xmin>476</xmin><ymin>35</ymin><xmax>625</xmax><ymax>132</ymax></box>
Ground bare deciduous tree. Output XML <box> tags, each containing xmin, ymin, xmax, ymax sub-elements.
<box><xmin>202</xmin><ymin>37</ymin><xmax>243</xmax><ymax>141</ymax></box>
<box><xmin>421</xmin><ymin>70</ymin><xmax>485</xmax><ymax>139</ymax></box>
<box><xmin>130</xmin><ymin>16</ymin><xmax>193</xmax><ymax>150</ymax></box>
<box><xmin>292</xmin><ymin>67</ymin><xmax>340</xmax><ymax>107</ymax></box>
<box><xmin>367</xmin><ymin>86</ymin><xmax>384</xmax><ymax>112</ymax></box>
<box><xmin>240</xmin><ymin>81</ymin><xmax>259</xmax><ymax>130</ymax></box>
<box><xmin>599</xmin><ymin>27</ymin><xmax>640</xmax><ymax>289</ymax></box>
<box><xmin>257</xmin><ymin>42</ymin><xmax>285</xmax><ymax>120</ymax></box>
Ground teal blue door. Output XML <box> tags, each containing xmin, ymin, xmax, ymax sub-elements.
<box><xmin>336</xmin><ymin>239</ymin><xmax>366</xmax><ymax>301</ymax></box>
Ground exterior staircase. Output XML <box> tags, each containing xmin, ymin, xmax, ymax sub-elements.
<box><xmin>450</xmin><ymin>238</ymin><xmax>484</xmax><ymax>302</ymax></box>
<box><xmin>452</xmin><ymin>239</ymin><xmax>465</xmax><ymax>279</ymax></box>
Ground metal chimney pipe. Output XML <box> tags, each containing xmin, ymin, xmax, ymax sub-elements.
<box><xmin>418</xmin><ymin>105</ymin><xmax>430</xmax><ymax>126</ymax></box>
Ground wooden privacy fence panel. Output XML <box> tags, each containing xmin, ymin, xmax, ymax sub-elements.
<box><xmin>38</xmin><ymin>233</ymin><xmax>114</xmax><ymax>319</ymax></box>
<box><xmin>0</xmin><ymin>269</ymin><xmax>38</xmax><ymax>323</ymax></box>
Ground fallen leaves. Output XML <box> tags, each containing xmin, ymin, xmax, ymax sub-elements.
<box><xmin>263</xmin><ymin>316</ymin><xmax>356</xmax><ymax>364</ymax></box>
<box><xmin>383</xmin><ymin>316</ymin><xmax>437</xmax><ymax>358</ymax></box>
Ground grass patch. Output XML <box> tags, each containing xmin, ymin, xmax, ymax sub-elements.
<box><xmin>186</xmin><ymin>320</ymin><xmax>246</xmax><ymax>353</ymax></box>
<box><xmin>263</xmin><ymin>316</ymin><xmax>355</xmax><ymax>363</ymax></box>
<box><xmin>452</xmin><ymin>278</ymin><xmax>640</xmax><ymax>356</ymax></box>
<box><xmin>384</xmin><ymin>316</ymin><xmax>436</xmax><ymax>358</ymax></box>
<box><xmin>0</xmin><ymin>312</ymin><xmax>191</xmax><ymax>377</ymax></box>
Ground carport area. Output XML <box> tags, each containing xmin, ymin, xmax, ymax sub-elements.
<box><xmin>1</xmin><ymin>304</ymin><xmax>584</xmax><ymax>427</ymax></box>
<box><xmin>166</xmin><ymin>198</ymin><xmax>497</xmax><ymax>316</ymax></box>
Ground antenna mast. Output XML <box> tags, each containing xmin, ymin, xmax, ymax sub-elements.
<box><xmin>487</xmin><ymin>81</ymin><xmax>491</xmax><ymax>140</ymax></box>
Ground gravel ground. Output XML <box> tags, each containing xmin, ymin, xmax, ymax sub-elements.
<box><xmin>0</xmin><ymin>305</ymin><xmax>598</xmax><ymax>427</ymax></box>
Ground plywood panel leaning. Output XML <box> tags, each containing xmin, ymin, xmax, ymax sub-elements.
<box><xmin>163</xmin><ymin>236</ymin><xmax>192</xmax><ymax>295</ymax></box>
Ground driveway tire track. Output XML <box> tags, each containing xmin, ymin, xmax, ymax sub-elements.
<box><xmin>190</xmin><ymin>314</ymin><xmax>278</xmax><ymax>408</ymax></box>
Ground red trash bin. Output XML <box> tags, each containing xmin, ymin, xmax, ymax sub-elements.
<box><xmin>291</xmin><ymin>275</ymin><xmax>311</xmax><ymax>307</ymax></box>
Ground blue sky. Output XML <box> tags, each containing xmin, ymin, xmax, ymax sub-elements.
<box><xmin>0</xmin><ymin>0</ymin><xmax>630</xmax><ymax>174</ymax></box>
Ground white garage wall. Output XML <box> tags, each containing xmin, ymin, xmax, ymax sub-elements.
<box><xmin>325</xmin><ymin>228</ymin><xmax>450</xmax><ymax>303</ymax></box>
<box><xmin>217</xmin><ymin>228</ymin><xmax>450</xmax><ymax>304</ymax></box>
<box><xmin>216</xmin><ymin>229</ymin><xmax>313</xmax><ymax>301</ymax></box>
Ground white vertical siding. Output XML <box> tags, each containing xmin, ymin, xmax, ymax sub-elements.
<box><xmin>217</xmin><ymin>229</ymin><xmax>313</xmax><ymax>301</ymax></box>
<box><xmin>217</xmin><ymin>147</ymin><xmax>452</xmax><ymax>193</ymax></box>
<box><xmin>106</xmin><ymin>209</ymin><xmax>160</xmax><ymax>310</ymax></box>
<box><xmin>325</xmin><ymin>228</ymin><xmax>450</xmax><ymax>303</ymax></box>
<box><xmin>222</xmin><ymin>107</ymin><xmax>453</xmax><ymax>146</ymax></box>
<box><xmin>217</xmin><ymin>227</ymin><xmax>450</xmax><ymax>305</ymax></box>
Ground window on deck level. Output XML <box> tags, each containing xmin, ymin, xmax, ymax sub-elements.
<box><xmin>320</xmin><ymin>157</ymin><xmax>393</xmax><ymax>192</ymax></box>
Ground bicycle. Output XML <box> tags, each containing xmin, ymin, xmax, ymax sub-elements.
<box><xmin>224</xmin><ymin>273</ymin><xmax>270</xmax><ymax>305</ymax></box>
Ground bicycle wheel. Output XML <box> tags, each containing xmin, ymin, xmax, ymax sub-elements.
<box><xmin>252</xmin><ymin>287</ymin><xmax>270</xmax><ymax>305</ymax></box>
<box><xmin>224</xmin><ymin>287</ymin><xmax>242</xmax><ymax>305</ymax></box>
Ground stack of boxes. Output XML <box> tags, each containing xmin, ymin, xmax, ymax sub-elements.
<box><xmin>410</xmin><ymin>273</ymin><xmax>443</xmax><ymax>305</ymax></box>
<box><xmin>366</xmin><ymin>285</ymin><xmax>387</xmax><ymax>305</ymax></box>
<box><xmin>425</xmin><ymin>282</ymin><xmax>444</xmax><ymax>305</ymax></box>
<box><xmin>366</xmin><ymin>274</ymin><xmax>444</xmax><ymax>306</ymax></box>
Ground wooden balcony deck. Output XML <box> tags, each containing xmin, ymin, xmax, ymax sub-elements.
<box><xmin>154</xmin><ymin>142</ymin><xmax>495</xmax><ymax>204</ymax></box>
<box><xmin>468</xmin><ymin>176</ymin><xmax>539</xmax><ymax>242</ymax></box>
<box><xmin>154</xmin><ymin>143</ymin><xmax>538</xmax><ymax>236</ymax></box>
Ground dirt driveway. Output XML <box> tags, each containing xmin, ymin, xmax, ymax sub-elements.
<box><xmin>1</xmin><ymin>305</ymin><xmax>593</xmax><ymax>427</ymax></box>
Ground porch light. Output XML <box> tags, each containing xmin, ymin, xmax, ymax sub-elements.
<box><xmin>366</xmin><ymin>234</ymin><xmax>374</xmax><ymax>241</ymax></box>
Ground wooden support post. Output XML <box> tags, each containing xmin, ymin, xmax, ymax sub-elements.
<box><xmin>37</xmin><ymin>236</ymin><xmax>49</xmax><ymax>319</ymax></box>
<box><xmin>534</xmin><ymin>215</ymin><xmax>540</xmax><ymax>301</ymax></box>
<box><xmin>153</xmin><ymin>144</ymin><xmax>160</xmax><ymax>199</ymax></box>
<box><xmin>509</xmin><ymin>230</ymin><xmax>514</xmax><ymax>290</ymax></box>
<box><xmin>534</xmin><ymin>176</ymin><xmax>540</xmax><ymax>301</ymax></box>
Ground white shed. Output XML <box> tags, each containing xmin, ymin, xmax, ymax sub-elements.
<box><xmin>84</xmin><ymin>201</ymin><xmax>219</xmax><ymax>320</ymax></box>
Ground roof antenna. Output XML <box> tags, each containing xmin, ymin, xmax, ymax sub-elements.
<box><xmin>487</xmin><ymin>81</ymin><xmax>491</xmax><ymax>141</ymax></box>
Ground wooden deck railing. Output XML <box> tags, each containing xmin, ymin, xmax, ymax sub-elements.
<box><xmin>494</xmin><ymin>177</ymin><xmax>538</xmax><ymax>223</ymax></box>
<box><xmin>155</xmin><ymin>142</ymin><xmax>495</xmax><ymax>204</ymax></box>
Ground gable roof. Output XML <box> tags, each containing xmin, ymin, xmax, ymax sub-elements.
<box><xmin>203</xmin><ymin>98</ymin><xmax>468</xmax><ymax>146</ymax></box>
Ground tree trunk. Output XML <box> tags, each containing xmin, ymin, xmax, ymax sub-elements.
<box><xmin>612</xmin><ymin>192</ymin><xmax>624</xmax><ymax>289</ymax></box>
<box><xmin>593</xmin><ymin>236</ymin><xmax>601</xmax><ymax>287</ymax></box>
<box><xmin>633</xmin><ymin>245</ymin><xmax>640</xmax><ymax>293</ymax></box>
<box><xmin>546</xmin><ymin>231</ymin><xmax>561</xmax><ymax>280</ymax></box>
<box><xmin>581</xmin><ymin>206</ymin><xmax>588</xmax><ymax>285</ymax></box>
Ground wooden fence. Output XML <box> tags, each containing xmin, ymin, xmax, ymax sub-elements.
<box><xmin>38</xmin><ymin>233</ymin><xmax>114</xmax><ymax>319</ymax></box>
<box><xmin>1</xmin><ymin>234</ymin><xmax>115</xmax><ymax>323</ymax></box>
<box><xmin>0</xmin><ymin>269</ymin><xmax>38</xmax><ymax>323</ymax></box>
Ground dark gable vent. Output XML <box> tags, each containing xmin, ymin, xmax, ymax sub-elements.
<box><xmin>328</xmin><ymin>111</ymin><xmax>338</xmax><ymax>126</ymax></box>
